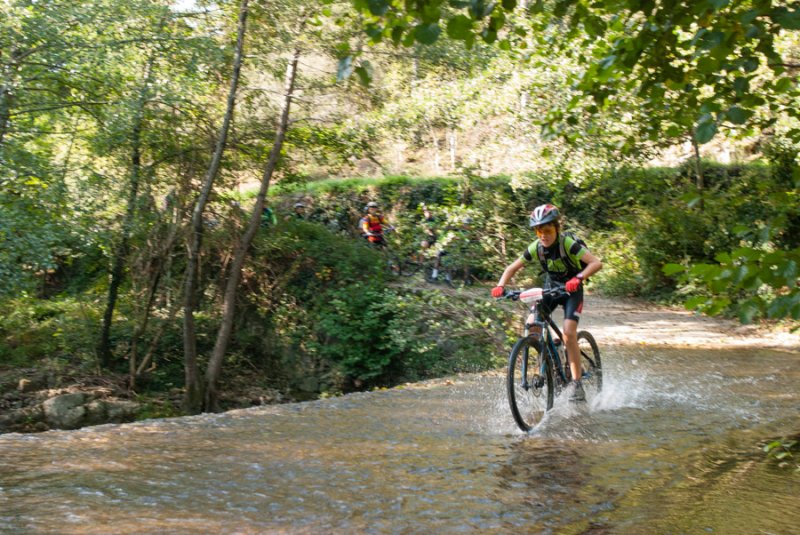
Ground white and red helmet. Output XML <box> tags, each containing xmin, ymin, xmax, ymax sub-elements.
<box><xmin>529</xmin><ymin>204</ymin><xmax>560</xmax><ymax>228</ymax></box>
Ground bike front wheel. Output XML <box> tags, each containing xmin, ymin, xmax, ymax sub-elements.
<box><xmin>576</xmin><ymin>331</ymin><xmax>602</xmax><ymax>393</ymax></box>
<box><xmin>507</xmin><ymin>337</ymin><xmax>554</xmax><ymax>432</ymax></box>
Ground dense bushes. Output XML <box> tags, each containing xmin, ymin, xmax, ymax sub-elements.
<box><xmin>235</xmin><ymin>218</ymin><xmax>513</xmax><ymax>394</ymax></box>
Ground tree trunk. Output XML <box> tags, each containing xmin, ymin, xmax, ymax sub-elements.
<box><xmin>0</xmin><ymin>82</ymin><xmax>12</xmax><ymax>147</ymax></box>
<box><xmin>691</xmin><ymin>132</ymin><xmax>705</xmax><ymax>211</ymax></box>
<box><xmin>204</xmin><ymin>46</ymin><xmax>302</xmax><ymax>412</ymax></box>
<box><xmin>428</xmin><ymin>122</ymin><xmax>440</xmax><ymax>174</ymax></box>
<box><xmin>0</xmin><ymin>51</ymin><xmax>15</xmax><ymax>146</ymax></box>
<box><xmin>97</xmin><ymin>53</ymin><xmax>157</xmax><ymax>368</ymax></box>
<box><xmin>128</xmin><ymin>264</ymin><xmax>161</xmax><ymax>391</ymax></box>
<box><xmin>183</xmin><ymin>0</ymin><xmax>250</xmax><ymax>414</ymax></box>
<box><xmin>448</xmin><ymin>128</ymin><xmax>457</xmax><ymax>171</ymax></box>
<box><xmin>129</xmin><ymin>214</ymin><xmax>182</xmax><ymax>390</ymax></box>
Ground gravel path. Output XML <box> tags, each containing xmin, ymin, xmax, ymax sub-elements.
<box><xmin>583</xmin><ymin>293</ymin><xmax>800</xmax><ymax>352</ymax></box>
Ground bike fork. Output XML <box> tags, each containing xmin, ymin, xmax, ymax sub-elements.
<box><xmin>520</xmin><ymin>345</ymin><xmax>530</xmax><ymax>390</ymax></box>
<box><xmin>521</xmin><ymin>334</ymin><xmax>546</xmax><ymax>391</ymax></box>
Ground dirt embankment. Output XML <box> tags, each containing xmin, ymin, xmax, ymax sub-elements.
<box><xmin>583</xmin><ymin>294</ymin><xmax>800</xmax><ymax>352</ymax></box>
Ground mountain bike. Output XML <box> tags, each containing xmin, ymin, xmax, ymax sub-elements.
<box><xmin>500</xmin><ymin>286</ymin><xmax>602</xmax><ymax>431</ymax></box>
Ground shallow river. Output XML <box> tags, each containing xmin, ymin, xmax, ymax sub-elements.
<box><xmin>1</xmin><ymin>347</ymin><xmax>799</xmax><ymax>534</ymax></box>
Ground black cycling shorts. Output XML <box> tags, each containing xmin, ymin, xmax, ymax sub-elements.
<box><xmin>535</xmin><ymin>286</ymin><xmax>584</xmax><ymax>323</ymax></box>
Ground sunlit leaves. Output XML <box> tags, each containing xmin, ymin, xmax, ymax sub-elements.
<box><xmin>764</xmin><ymin>438</ymin><xmax>800</xmax><ymax>472</ymax></box>
<box><xmin>694</xmin><ymin>115</ymin><xmax>718</xmax><ymax>144</ymax></box>
<box><xmin>414</xmin><ymin>22</ymin><xmax>442</xmax><ymax>45</ymax></box>
<box><xmin>365</xmin><ymin>0</ymin><xmax>390</xmax><ymax>16</ymax></box>
<box><xmin>446</xmin><ymin>15</ymin><xmax>473</xmax><ymax>40</ymax></box>
<box><xmin>663</xmin><ymin>244</ymin><xmax>800</xmax><ymax>322</ymax></box>
<box><xmin>354</xmin><ymin>60</ymin><xmax>374</xmax><ymax>85</ymax></box>
<box><xmin>771</xmin><ymin>6</ymin><xmax>800</xmax><ymax>30</ymax></box>
<box><xmin>725</xmin><ymin>105</ymin><xmax>752</xmax><ymax>125</ymax></box>
<box><xmin>346</xmin><ymin>0</ymin><xmax>798</xmax><ymax>150</ymax></box>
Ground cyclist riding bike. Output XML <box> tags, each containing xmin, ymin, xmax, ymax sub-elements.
<box><xmin>490</xmin><ymin>203</ymin><xmax>602</xmax><ymax>401</ymax></box>
<box><xmin>359</xmin><ymin>201</ymin><xmax>393</xmax><ymax>247</ymax></box>
<box><xmin>418</xmin><ymin>204</ymin><xmax>446</xmax><ymax>279</ymax></box>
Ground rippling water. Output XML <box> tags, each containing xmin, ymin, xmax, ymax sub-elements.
<box><xmin>1</xmin><ymin>347</ymin><xmax>799</xmax><ymax>534</ymax></box>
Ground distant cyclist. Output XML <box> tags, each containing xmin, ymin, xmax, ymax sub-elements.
<box><xmin>491</xmin><ymin>203</ymin><xmax>602</xmax><ymax>402</ymax></box>
<box><xmin>419</xmin><ymin>204</ymin><xmax>438</xmax><ymax>250</ymax></box>
<box><xmin>418</xmin><ymin>204</ymin><xmax>445</xmax><ymax>279</ymax></box>
<box><xmin>290</xmin><ymin>202</ymin><xmax>306</xmax><ymax>220</ymax></box>
<box><xmin>359</xmin><ymin>201</ymin><xmax>393</xmax><ymax>247</ymax></box>
<box><xmin>261</xmin><ymin>205</ymin><xmax>277</xmax><ymax>228</ymax></box>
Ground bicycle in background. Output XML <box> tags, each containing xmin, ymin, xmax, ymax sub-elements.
<box><xmin>499</xmin><ymin>285</ymin><xmax>603</xmax><ymax>431</ymax></box>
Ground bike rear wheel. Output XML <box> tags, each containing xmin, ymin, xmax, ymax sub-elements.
<box><xmin>507</xmin><ymin>337</ymin><xmax>554</xmax><ymax>432</ymax></box>
<box><xmin>576</xmin><ymin>331</ymin><xmax>602</xmax><ymax>392</ymax></box>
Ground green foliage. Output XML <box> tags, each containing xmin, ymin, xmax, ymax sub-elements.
<box><xmin>588</xmin><ymin>227</ymin><xmax>644</xmax><ymax>297</ymax></box>
<box><xmin>313</xmin><ymin>284</ymin><xmax>397</xmax><ymax>383</ymax></box>
<box><xmin>235</xmin><ymin>216</ymin><xmax>512</xmax><ymax>392</ymax></box>
<box><xmin>764</xmin><ymin>437</ymin><xmax>800</xmax><ymax>472</ymax></box>
<box><xmin>0</xmin><ymin>296</ymin><xmax>100</xmax><ymax>365</ymax></box>
<box><xmin>664</xmin><ymin>245</ymin><xmax>800</xmax><ymax>323</ymax></box>
<box><xmin>348</xmin><ymin>0</ymin><xmax>799</xmax><ymax>152</ymax></box>
<box><xmin>135</xmin><ymin>399</ymin><xmax>181</xmax><ymax>421</ymax></box>
<box><xmin>659</xmin><ymin>152</ymin><xmax>799</xmax><ymax>321</ymax></box>
<box><xmin>283</xmin><ymin>123</ymin><xmax>380</xmax><ymax>180</ymax></box>
<box><xmin>2</xmin><ymin>0</ymin><xmax>799</xmax><ymax>416</ymax></box>
<box><xmin>380</xmin><ymin>289</ymin><xmax>511</xmax><ymax>379</ymax></box>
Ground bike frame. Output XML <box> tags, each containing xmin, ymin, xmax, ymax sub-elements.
<box><xmin>503</xmin><ymin>286</ymin><xmax>603</xmax><ymax>431</ymax></box>
<box><xmin>521</xmin><ymin>300</ymin><xmax>571</xmax><ymax>386</ymax></box>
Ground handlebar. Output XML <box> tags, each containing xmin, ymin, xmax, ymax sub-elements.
<box><xmin>500</xmin><ymin>286</ymin><xmax>569</xmax><ymax>302</ymax></box>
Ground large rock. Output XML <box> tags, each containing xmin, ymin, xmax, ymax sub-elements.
<box><xmin>106</xmin><ymin>400</ymin><xmax>138</xmax><ymax>422</ymax></box>
<box><xmin>0</xmin><ymin>404</ymin><xmax>45</xmax><ymax>433</ymax></box>
<box><xmin>1</xmin><ymin>388</ymin><xmax>142</xmax><ymax>434</ymax></box>
<box><xmin>84</xmin><ymin>399</ymin><xmax>139</xmax><ymax>426</ymax></box>
<box><xmin>42</xmin><ymin>393</ymin><xmax>87</xmax><ymax>430</ymax></box>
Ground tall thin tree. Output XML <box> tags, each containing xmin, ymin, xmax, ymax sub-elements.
<box><xmin>204</xmin><ymin>45</ymin><xmax>302</xmax><ymax>411</ymax></box>
<box><xmin>97</xmin><ymin>50</ymin><xmax>158</xmax><ymax>368</ymax></box>
<box><xmin>183</xmin><ymin>0</ymin><xmax>251</xmax><ymax>413</ymax></box>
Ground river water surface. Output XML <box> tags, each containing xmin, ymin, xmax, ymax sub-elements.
<box><xmin>1</xmin><ymin>347</ymin><xmax>799</xmax><ymax>534</ymax></box>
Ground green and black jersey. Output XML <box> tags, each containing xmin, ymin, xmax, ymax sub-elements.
<box><xmin>520</xmin><ymin>234</ymin><xmax>588</xmax><ymax>284</ymax></box>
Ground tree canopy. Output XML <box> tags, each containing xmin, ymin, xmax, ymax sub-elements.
<box><xmin>346</xmin><ymin>0</ymin><xmax>800</xmax><ymax>146</ymax></box>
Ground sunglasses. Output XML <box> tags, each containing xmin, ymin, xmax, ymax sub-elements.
<box><xmin>534</xmin><ymin>225</ymin><xmax>556</xmax><ymax>236</ymax></box>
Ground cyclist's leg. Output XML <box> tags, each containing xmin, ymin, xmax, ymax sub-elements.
<box><xmin>562</xmin><ymin>288</ymin><xmax>584</xmax><ymax>383</ymax></box>
<box><xmin>430</xmin><ymin>249</ymin><xmax>445</xmax><ymax>280</ymax></box>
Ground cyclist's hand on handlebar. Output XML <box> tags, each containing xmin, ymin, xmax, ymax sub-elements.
<box><xmin>565</xmin><ymin>277</ymin><xmax>581</xmax><ymax>293</ymax></box>
<box><xmin>491</xmin><ymin>286</ymin><xmax>505</xmax><ymax>298</ymax></box>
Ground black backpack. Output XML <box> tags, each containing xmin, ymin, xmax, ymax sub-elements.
<box><xmin>536</xmin><ymin>231</ymin><xmax>588</xmax><ymax>275</ymax></box>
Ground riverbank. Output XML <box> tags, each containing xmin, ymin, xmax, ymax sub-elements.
<box><xmin>2</xmin><ymin>293</ymin><xmax>798</xmax><ymax>434</ymax></box>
